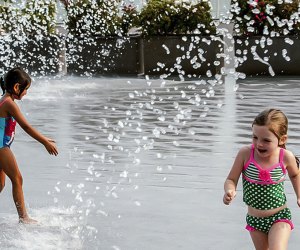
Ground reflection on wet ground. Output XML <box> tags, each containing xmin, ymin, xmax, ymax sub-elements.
<box><xmin>1</xmin><ymin>76</ymin><xmax>300</xmax><ymax>249</ymax></box>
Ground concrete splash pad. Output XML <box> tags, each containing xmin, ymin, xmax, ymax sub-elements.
<box><xmin>0</xmin><ymin>76</ymin><xmax>300</xmax><ymax>249</ymax></box>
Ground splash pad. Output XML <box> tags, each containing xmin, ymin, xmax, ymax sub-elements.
<box><xmin>1</xmin><ymin>1</ymin><xmax>300</xmax><ymax>250</ymax></box>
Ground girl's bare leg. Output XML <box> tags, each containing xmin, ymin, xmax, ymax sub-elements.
<box><xmin>250</xmin><ymin>230</ymin><xmax>269</xmax><ymax>250</ymax></box>
<box><xmin>268</xmin><ymin>222</ymin><xmax>291</xmax><ymax>250</ymax></box>
<box><xmin>0</xmin><ymin>169</ymin><xmax>5</xmax><ymax>192</ymax></box>
<box><xmin>0</xmin><ymin>148</ymin><xmax>36</xmax><ymax>223</ymax></box>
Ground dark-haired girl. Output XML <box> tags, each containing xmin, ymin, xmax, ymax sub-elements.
<box><xmin>0</xmin><ymin>67</ymin><xmax>58</xmax><ymax>224</ymax></box>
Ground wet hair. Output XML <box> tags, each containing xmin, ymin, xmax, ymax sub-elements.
<box><xmin>0</xmin><ymin>67</ymin><xmax>31</xmax><ymax>97</ymax></box>
<box><xmin>252</xmin><ymin>108</ymin><xmax>299</xmax><ymax>167</ymax></box>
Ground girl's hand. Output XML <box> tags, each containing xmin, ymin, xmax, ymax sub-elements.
<box><xmin>44</xmin><ymin>138</ymin><xmax>58</xmax><ymax>156</ymax></box>
<box><xmin>223</xmin><ymin>189</ymin><xmax>236</xmax><ymax>205</ymax></box>
<box><xmin>297</xmin><ymin>198</ymin><xmax>300</xmax><ymax>207</ymax></box>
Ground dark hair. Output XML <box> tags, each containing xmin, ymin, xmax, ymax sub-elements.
<box><xmin>253</xmin><ymin>108</ymin><xmax>299</xmax><ymax>167</ymax></box>
<box><xmin>1</xmin><ymin>67</ymin><xmax>31</xmax><ymax>96</ymax></box>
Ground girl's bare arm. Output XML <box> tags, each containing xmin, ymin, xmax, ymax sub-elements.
<box><xmin>7</xmin><ymin>100</ymin><xmax>58</xmax><ymax>155</ymax></box>
<box><xmin>223</xmin><ymin>146</ymin><xmax>249</xmax><ymax>205</ymax></box>
<box><xmin>285</xmin><ymin>150</ymin><xmax>300</xmax><ymax>207</ymax></box>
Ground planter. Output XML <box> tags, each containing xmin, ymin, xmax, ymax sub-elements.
<box><xmin>0</xmin><ymin>35</ymin><xmax>61</xmax><ymax>76</ymax></box>
<box><xmin>235</xmin><ymin>36</ymin><xmax>300</xmax><ymax>76</ymax></box>
<box><xmin>66</xmin><ymin>36</ymin><xmax>141</xmax><ymax>76</ymax></box>
<box><xmin>142</xmin><ymin>35</ymin><xmax>223</xmax><ymax>76</ymax></box>
<box><xmin>1</xmin><ymin>35</ymin><xmax>224</xmax><ymax>77</ymax></box>
<box><xmin>66</xmin><ymin>35</ymin><xmax>223</xmax><ymax>76</ymax></box>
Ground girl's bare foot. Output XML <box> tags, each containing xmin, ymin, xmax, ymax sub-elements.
<box><xmin>19</xmin><ymin>217</ymin><xmax>38</xmax><ymax>224</ymax></box>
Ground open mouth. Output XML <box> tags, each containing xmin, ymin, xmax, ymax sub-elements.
<box><xmin>257</xmin><ymin>148</ymin><xmax>267</xmax><ymax>154</ymax></box>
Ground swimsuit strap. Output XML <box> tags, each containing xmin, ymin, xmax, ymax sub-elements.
<box><xmin>279</xmin><ymin>148</ymin><xmax>284</xmax><ymax>163</ymax></box>
<box><xmin>243</xmin><ymin>145</ymin><xmax>255</xmax><ymax>170</ymax></box>
<box><xmin>0</xmin><ymin>97</ymin><xmax>9</xmax><ymax>107</ymax></box>
<box><xmin>279</xmin><ymin>148</ymin><xmax>287</xmax><ymax>174</ymax></box>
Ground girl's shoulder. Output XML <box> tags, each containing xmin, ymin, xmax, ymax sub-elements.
<box><xmin>237</xmin><ymin>144</ymin><xmax>252</xmax><ymax>161</ymax></box>
<box><xmin>282</xmin><ymin>149</ymin><xmax>299</xmax><ymax>173</ymax></box>
<box><xmin>0</xmin><ymin>96</ymin><xmax>14</xmax><ymax>105</ymax></box>
<box><xmin>283</xmin><ymin>148</ymin><xmax>296</xmax><ymax>162</ymax></box>
<box><xmin>0</xmin><ymin>97</ymin><xmax>8</xmax><ymax>106</ymax></box>
<box><xmin>238</xmin><ymin>144</ymin><xmax>252</xmax><ymax>155</ymax></box>
<box><xmin>0</xmin><ymin>96</ymin><xmax>17</xmax><ymax>115</ymax></box>
<box><xmin>0</xmin><ymin>96</ymin><xmax>16</xmax><ymax>106</ymax></box>
<box><xmin>0</xmin><ymin>96</ymin><xmax>12</xmax><ymax>111</ymax></box>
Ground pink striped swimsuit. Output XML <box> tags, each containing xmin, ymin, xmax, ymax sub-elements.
<box><xmin>242</xmin><ymin>145</ymin><xmax>287</xmax><ymax>210</ymax></box>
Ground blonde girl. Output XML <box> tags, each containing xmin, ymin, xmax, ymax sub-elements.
<box><xmin>223</xmin><ymin>108</ymin><xmax>300</xmax><ymax>250</ymax></box>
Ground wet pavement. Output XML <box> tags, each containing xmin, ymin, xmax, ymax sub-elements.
<box><xmin>0</xmin><ymin>75</ymin><xmax>300</xmax><ymax>249</ymax></box>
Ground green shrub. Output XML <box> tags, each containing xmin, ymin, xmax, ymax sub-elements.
<box><xmin>231</xmin><ymin>0</ymin><xmax>300</xmax><ymax>36</ymax></box>
<box><xmin>24</xmin><ymin>0</ymin><xmax>57</xmax><ymax>35</ymax></box>
<box><xmin>66</xmin><ymin>0</ymin><xmax>122</xmax><ymax>36</ymax></box>
<box><xmin>0</xmin><ymin>0</ymin><xmax>21</xmax><ymax>33</ymax></box>
<box><xmin>118</xmin><ymin>4</ymin><xmax>139</xmax><ymax>36</ymax></box>
<box><xmin>0</xmin><ymin>0</ymin><xmax>56</xmax><ymax>36</ymax></box>
<box><xmin>137</xmin><ymin>0</ymin><xmax>216</xmax><ymax>36</ymax></box>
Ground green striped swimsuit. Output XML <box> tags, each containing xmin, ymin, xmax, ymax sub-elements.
<box><xmin>242</xmin><ymin>145</ymin><xmax>287</xmax><ymax>210</ymax></box>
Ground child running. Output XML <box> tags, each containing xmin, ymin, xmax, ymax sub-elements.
<box><xmin>0</xmin><ymin>67</ymin><xmax>58</xmax><ymax>224</ymax></box>
<box><xmin>223</xmin><ymin>108</ymin><xmax>300</xmax><ymax>250</ymax></box>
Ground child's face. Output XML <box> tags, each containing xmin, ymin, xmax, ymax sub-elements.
<box><xmin>15</xmin><ymin>83</ymin><xmax>31</xmax><ymax>100</ymax></box>
<box><xmin>252</xmin><ymin>125</ymin><xmax>280</xmax><ymax>157</ymax></box>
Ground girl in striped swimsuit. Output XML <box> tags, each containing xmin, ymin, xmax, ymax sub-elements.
<box><xmin>223</xmin><ymin>109</ymin><xmax>300</xmax><ymax>250</ymax></box>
